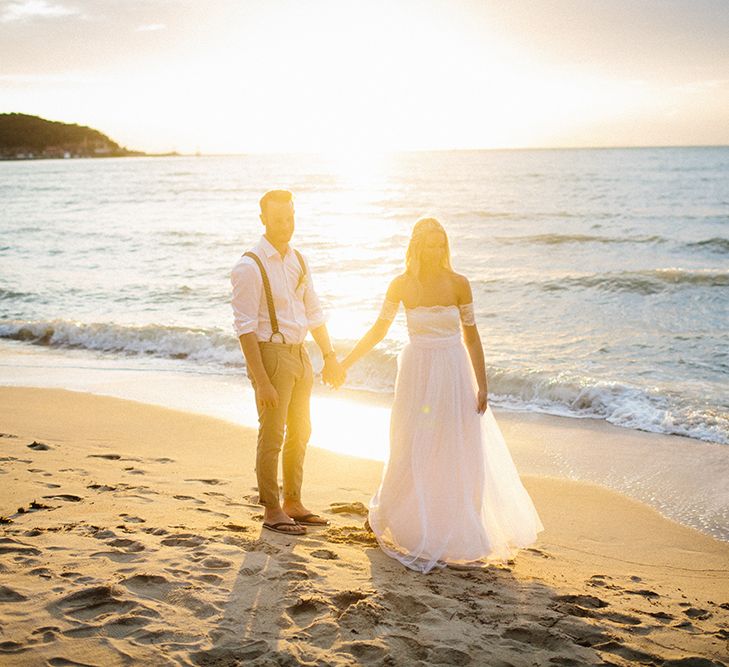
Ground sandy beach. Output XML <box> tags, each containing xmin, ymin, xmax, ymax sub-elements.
<box><xmin>1</xmin><ymin>386</ymin><xmax>727</xmax><ymax>666</ymax></box>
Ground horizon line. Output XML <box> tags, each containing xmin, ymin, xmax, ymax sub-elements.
<box><xmin>150</xmin><ymin>143</ymin><xmax>729</xmax><ymax>157</ymax></box>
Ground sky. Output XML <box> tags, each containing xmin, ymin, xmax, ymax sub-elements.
<box><xmin>1</xmin><ymin>0</ymin><xmax>728</xmax><ymax>153</ymax></box>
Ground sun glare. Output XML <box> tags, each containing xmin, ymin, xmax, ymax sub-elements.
<box><xmin>6</xmin><ymin>0</ymin><xmax>725</xmax><ymax>152</ymax></box>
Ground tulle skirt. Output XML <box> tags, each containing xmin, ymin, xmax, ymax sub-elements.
<box><xmin>368</xmin><ymin>335</ymin><xmax>544</xmax><ymax>573</ymax></box>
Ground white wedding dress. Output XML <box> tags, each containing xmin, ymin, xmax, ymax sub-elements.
<box><xmin>368</xmin><ymin>303</ymin><xmax>544</xmax><ymax>573</ymax></box>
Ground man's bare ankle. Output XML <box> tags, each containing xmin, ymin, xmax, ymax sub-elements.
<box><xmin>282</xmin><ymin>500</ymin><xmax>305</xmax><ymax>511</ymax></box>
<box><xmin>264</xmin><ymin>506</ymin><xmax>290</xmax><ymax>521</ymax></box>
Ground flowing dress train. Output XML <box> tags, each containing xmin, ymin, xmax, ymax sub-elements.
<box><xmin>368</xmin><ymin>305</ymin><xmax>544</xmax><ymax>573</ymax></box>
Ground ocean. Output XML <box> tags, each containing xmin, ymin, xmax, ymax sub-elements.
<box><xmin>2</xmin><ymin>148</ymin><xmax>727</xmax><ymax>444</ymax></box>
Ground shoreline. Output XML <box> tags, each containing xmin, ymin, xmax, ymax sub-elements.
<box><xmin>0</xmin><ymin>386</ymin><xmax>727</xmax><ymax>665</ymax></box>
<box><xmin>2</xmin><ymin>337</ymin><xmax>728</xmax><ymax>543</ymax></box>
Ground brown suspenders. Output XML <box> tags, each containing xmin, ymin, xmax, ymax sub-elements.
<box><xmin>243</xmin><ymin>249</ymin><xmax>307</xmax><ymax>344</ymax></box>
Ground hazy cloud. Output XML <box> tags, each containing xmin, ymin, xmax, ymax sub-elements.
<box><xmin>0</xmin><ymin>71</ymin><xmax>104</xmax><ymax>83</ymax></box>
<box><xmin>0</xmin><ymin>0</ymin><xmax>79</xmax><ymax>22</ymax></box>
<box><xmin>135</xmin><ymin>22</ymin><xmax>165</xmax><ymax>32</ymax></box>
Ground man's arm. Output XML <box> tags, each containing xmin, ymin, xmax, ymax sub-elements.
<box><xmin>239</xmin><ymin>333</ymin><xmax>278</xmax><ymax>408</ymax></box>
<box><xmin>231</xmin><ymin>259</ymin><xmax>278</xmax><ymax>407</ymax></box>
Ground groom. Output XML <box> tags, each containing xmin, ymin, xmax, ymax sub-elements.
<box><xmin>231</xmin><ymin>189</ymin><xmax>345</xmax><ymax>535</ymax></box>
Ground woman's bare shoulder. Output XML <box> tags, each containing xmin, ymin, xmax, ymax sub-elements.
<box><xmin>386</xmin><ymin>273</ymin><xmax>410</xmax><ymax>301</ymax></box>
<box><xmin>451</xmin><ymin>272</ymin><xmax>473</xmax><ymax>303</ymax></box>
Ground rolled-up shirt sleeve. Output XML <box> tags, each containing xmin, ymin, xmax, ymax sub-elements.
<box><xmin>230</xmin><ymin>259</ymin><xmax>261</xmax><ymax>337</ymax></box>
<box><xmin>302</xmin><ymin>255</ymin><xmax>326</xmax><ymax>331</ymax></box>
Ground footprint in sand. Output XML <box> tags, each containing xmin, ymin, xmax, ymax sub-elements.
<box><xmin>325</xmin><ymin>525</ymin><xmax>378</xmax><ymax>546</ymax></box>
<box><xmin>273</xmin><ymin>563</ymin><xmax>313</xmax><ymax>581</ymax></box>
<box><xmin>28</xmin><ymin>567</ymin><xmax>53</xmax><ymax>579</ymax></box>
<box><xmin>330</xmin><ymin>501</ymin><xmax>368</xmax><ymax>516</ymax></box>
<box><xmin>96</xmin><ymin>614</ymin><xmax>153</xmax><ymax>641</ymax></box>
<box><xmin>27</xmin><ymin>441</ymin><xmax>52</xmax><ymax>451</ymax></box>
<box><xmin>382</xmin><ymin>591</ymin><xmax>430</xmax><ymax>616</ymax></box>
<box><xmin>201</xmin><ymin>556</ymin><xmax>232</xmax><ymax>570</ymax></box>
<box><xmin>333</xmin><ymin>590</ymin><xmax>370</xmax><ymax>611</ymax></box>
<box><xmin>117</xmin><ymin>493</ymin><xmax>155</xmax><ymax>504</ymax></box>
<box><xmin>87</xmin><ymin>483</ymin><xmax>118</xmax><ymax>492</ymax></box>
<box><xmin>240</xmin><ymin>493</ymin><xmax>260</xmax><ymax>508</ymax></box>
<box><xmin>90</xmin><ymin>550</ymin><xmax>141</xmax><ymax>563</ymax></box>
<box><xmin>0</xmin><ymin>585</ymin><xmax>28</xmax><ymax>602</ymax></box>
<box><xmin>191</xmin><ymin>643</ymin><xmax>269</xmax><ymax>664</ymax></box>
<box><xmin>0</xmin><ymin>538</ymin><xmax>42</xmax><ymax>556</ymax></box>
<box><xmin>173</xmin><ymin>494</ymin><xmax>206</xmax><ymax>505</ymax></box>
<box><xmin>590</xmin><ymin>640</ymin><xmax>660</xmax><ymax>664</ymax></box>
<box><xmin>106</xmin><ymin>538</ymin><xmax>145</xmax><ymax>553</ymax></box>
<box><xmin>599</xmin><ymin>610</ymin><xmax>644</xmax><ymax>626</ymax></box>
<box><xmin>185</xmin><ymin>478</ymin><xmax>229</xmax><ymax>486</ymax></box>
<box><xmin>427</xmin><ymin>646</ymin><xmax>472</xmax><ymax>665</ymax></box>
<box><xmin>0</xmin><ymin>640</ymin><xmax>26</xmax><ymax>655</ymax></box>
<box><xmin>91</xmin><ymin>529</ymin><xmax>117</xmax><ymax>540</ymax></box>
<box><xmin>287</xmin><ymin>596</ymin><xmax>330</xmax><ymax>626</ymax></box>
<box><xmin>554</xmin><ymin>593</ymin><xmax>609</xmax><ymax>610</ymax></box>
<box><xmin>165</xmin><ymin>588</ymin><xmax>221</xmax><ymax>618</ymax></box>
<box><xmin>220</xmin><ymin>523</ymin><xmax>249</xmax><ymax>533</ymax></box>
<box><xmin>645</xmin><ymin>610</ymin><xmax>674</xmax><ymax>622</ymax></box>
<box><xmin>195</xmin><ymin>508</ymin><xmax>230</xmax><ymax>518</ymax></box>
<box><xmin>624</xmin><ymin>588</ymin><xmax>660</xmax><ymax>599</ymax></box>
<box><xmin>340</xmin><ymin>641</ymin><xmax>388</xmax><ymax>662</ymax></box>
<box><xmin>160</xmin><ymin>533</ymin><xmax>206</xmax><ymax>548</ymax></box>
<box><xmin>42</xmin><ymin>494</ymin><xmax>83</xmax><ymax>503</ymax></box>
<box><xmin>165</xmin><ymin>568</ymin><xmax>189</xmax><ymax>577</ymax></box>
<box><xmin>49</xmin><ymin>585</ymin><xmax>137</xmax><ymax>621</ymax></box>
<box><xmin>121</xmin><ymin>573</ymin><xmax>175</xmax><ymax>600</ymax></box>
<box><xmin>525</xmin><ymin>547</ymin><xmax>553</xmax><ymax>559</ymax></box>
<box><xmin>683</xmin><ymin>607</ymin><xmax>712</xmax><ymax>620</ymax></box>
<box><xmin>30</xmin><ymin>626</ymin><xmax>60</xmax><ymax>644</ymax></box>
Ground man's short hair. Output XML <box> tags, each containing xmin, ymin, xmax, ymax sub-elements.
<box><xmin>260</xmin><ymin>190</ymin><xmax>294</xmax><ymax>216</ymax></box>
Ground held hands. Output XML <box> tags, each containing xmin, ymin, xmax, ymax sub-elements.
<box><xmin>322</xmin><ymin>354</ymin><xmax>346</xmax><ymax>389</ymax></box>
<box><xmin>477</xmin><ymin>389</ymin><xmax>488</xmax><ymax>415</ymax></box>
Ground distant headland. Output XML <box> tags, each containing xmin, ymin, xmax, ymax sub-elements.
<box><xmin>0</xmin><ymin>113</ymin><xmax>168</xmax><ymax>160</ymax></box>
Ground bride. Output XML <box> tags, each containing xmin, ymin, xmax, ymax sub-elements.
<box><xmin>342</xmin><ymin>218</ymin><xmax>544</xmax><ymax>573</ymax></box>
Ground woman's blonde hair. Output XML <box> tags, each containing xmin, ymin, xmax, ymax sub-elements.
<box><xmin>405</xmin><ymin>217</ymin><xmax>453</xmax><ymax>277</ymax></box>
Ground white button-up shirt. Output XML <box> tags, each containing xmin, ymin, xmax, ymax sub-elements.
<box><xmin>231</xmin><ymin>235</ymin><xmax>326</xmax><ymax>343</ymax></box>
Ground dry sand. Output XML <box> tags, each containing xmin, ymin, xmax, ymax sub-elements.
<box><xmin>0</xmin><ymin>387</ymin><xmax>727</xmax><ymax>666</ymax></box>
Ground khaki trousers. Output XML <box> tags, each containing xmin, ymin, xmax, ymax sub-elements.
<box><xmin>249</xmin><ymin>342</ymin><xmax>313</xmax><ymax>508</ymax></box>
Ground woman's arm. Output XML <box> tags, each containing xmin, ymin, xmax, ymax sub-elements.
<box><xmin>342</xmin><ymin>278</ymin><xmax>401</xmax><ymax>371</ymax></box>
<box><xmin>458</xmin><ymin>276</ymin><xmax>488</xmax><ymax>414</ymax></box>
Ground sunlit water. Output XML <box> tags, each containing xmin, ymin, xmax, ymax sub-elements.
<box><xmin>2</xmin><ymin>148</ymin><xmax>729</xmax><ymax>540</ymax></box>
<box><xmin>2</xmin><ymin>148</ymin><xmax>727</xmax><ymax>443</ymax></box>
